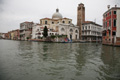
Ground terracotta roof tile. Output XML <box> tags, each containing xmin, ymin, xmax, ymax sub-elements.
<box><xmin>41</xmin><ymin>18</ymin><xmax>51</xmax><ymax>20</ymax></box>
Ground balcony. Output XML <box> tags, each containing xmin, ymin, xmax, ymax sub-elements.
<box><xmin>20</xmin><ymin>31</ymin><xmax>25</xmax><ymax>35</ymax></box>
<box><xmin>82</xmin><ymin>28</ymin><xmax>91</xmax><ymax>31</ymax></box>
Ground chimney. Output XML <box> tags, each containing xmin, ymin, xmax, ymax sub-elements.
<box><xmin>115</xmin><ymin>5</ymin><xmax>117</xmax><ymax>7</ymax></box>
<box><xmin>107</xmin><ymin>5</ymin><xmax>110</xmax><ymax>9</ymax></box>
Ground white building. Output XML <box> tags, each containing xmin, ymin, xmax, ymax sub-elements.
<box><xmin>32</xmin><ymin>9</ymin><xmax>79</xmax><ymax>40</ymax></box>
<box><xmin>32</xmin><ymin>24</ymin><xmax>58</xmax><ymax>39</ymax></box>
<box><xmin>82</xmin><ymin>21</ymin><xmax>103</xmax><ymax>42</ymax></box>
<box><xmin>58</xmin><ymin>24</ymin><xmax>79</xmax><ymax>40</ymax></box>
<box><xmin>0</xmin><ymin>33</ymin><xmax>5</xmax><ymax>39</ymax></box>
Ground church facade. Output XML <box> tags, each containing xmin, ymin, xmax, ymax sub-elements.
<box><xmin>32</xmin><ymin>9</ymin><xmax>79</xmax><ymax>40</ymax></box>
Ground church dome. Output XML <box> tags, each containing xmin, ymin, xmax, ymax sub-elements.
<box><xmin>52</xmin><ymin>9</ymin><xmax>63</xmax><ymax>20</ymax></box>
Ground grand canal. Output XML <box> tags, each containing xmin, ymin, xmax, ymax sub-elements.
<box><xmin>0</xmin><ymin>40</ymin><xmax>120</xmax><ymax>80</ymax></box>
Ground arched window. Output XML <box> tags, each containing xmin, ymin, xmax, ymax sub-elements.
<box><xmin>61</xmin><ymin>28</ymin><xmax>65</xmax><ymax>32</ymax></box>
<box><xmin>52</xmin><ymin>33</ymin><xmax>54</xmax><ymax>35</ymax></box>
<box><xmin>70</xmin><ymin>29</ymin><xmax>73</xmax><ymax>32</ymax></box>
<box><xmin>75</xmin><ymin>30</ymin><xmax>78</xmax><ymax>33</ymax></box>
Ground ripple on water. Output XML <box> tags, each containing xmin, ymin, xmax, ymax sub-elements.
<box><xmin>0</xmin><ymin>40</ymin><xmax>120</xmax><ymax>80</ymax></box>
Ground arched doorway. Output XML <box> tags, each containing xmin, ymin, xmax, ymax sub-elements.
<box><xmin>70</xmin><ymin>34</ymin><xmax>72</xmax><ymax>40</ymax></box>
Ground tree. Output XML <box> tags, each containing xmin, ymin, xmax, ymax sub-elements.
<box><xmin>43</xmin><ymin>26</ymin><xmax>48</xmax><ymax>37</ymax></box>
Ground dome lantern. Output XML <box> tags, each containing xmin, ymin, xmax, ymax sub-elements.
<box><xmin>52</xmin><ymin>8</ymin><xmax>63</xmax><ymax>20</ymax></box>
<box><xmin>56</xmin><ymin>8</ymin><xmax>59</xmax><ymax>12</ymax></box>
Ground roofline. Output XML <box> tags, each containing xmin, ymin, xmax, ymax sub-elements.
<box><xmin>103</xmin><ymin>7</ymin><xmax>120</xmax><ymax>15</ymax></box>
<box><xmin>40</xmin><ymin>18</ymin><xmax>52</xmax><ymax>20</ymax></box>
<box><xmin>82</xmin><ymin>21</ymin><xmax>102</xmax><ymax>27</ymax></box>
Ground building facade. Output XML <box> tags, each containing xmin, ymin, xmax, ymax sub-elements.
<box><xmin>0</xmin><ymin>33</ymin><xmax>5</xmax><ymax>39</ymax></box>
<box><xmin>102</xmin><ymin>5</ymin><xmax>120</xmax><ymax>45</ymax></box>
<box><xmin>77</xmin><ymin>3</ymin><xmax>85</xmax><ymax>40</ymax></box>
<box><xmin>82</xmin><ymin>21</ymin><xmax>102</xmax><ymax>42</ymax></box>
<box><xmin>20</xmin><ymin>22</ymin><xmax>34</xmax><ymax>40</ymax></box>
<box><xmin>32</xmin><ymin>9</ymin><xmax>79</xmax><ymax>41</ymax></box>
<box><xmin>12</xmin><ymin>29</ymin><xmax>20</xmax><ymax>40</ymax></box>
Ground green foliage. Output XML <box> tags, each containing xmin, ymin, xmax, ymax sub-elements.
<box><xmin>58</xmin><ymin>35</ymin><xmax>62</xmax><ymax>38</ymax></box>
<box><xmin>51</xmin><ymin>35</ymin><xmax>56</xmax><ymax>39</ymax></box>
<box><xmin>43</xmin><ymin>26</ymin><xmax>48</xmax><ymax>37</ymax></box>
<box><xmin>27</xmin><ymin>37</ymin><xmax>29</xmax><ymax>40</ymax></box>
<box><xmin>57</xmin><ymin>35</ymin><xmax>67</xmax><ymax>38</ymax></box>
<box><xmin>62</xmin><ymin>35</ymin><xmax>67</xmax><ymax>38</ymax></box>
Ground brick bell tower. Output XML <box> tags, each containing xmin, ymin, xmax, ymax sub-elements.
<box><xmin>77</xmin><ymin>3</ymin><xmax>85</xmax><ymax>40</ymax></box>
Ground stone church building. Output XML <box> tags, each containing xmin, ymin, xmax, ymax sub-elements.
<box><xmin>32</xmin><ymin>9</ymin><xmax>79</xmax><ymax>40</ymax></box>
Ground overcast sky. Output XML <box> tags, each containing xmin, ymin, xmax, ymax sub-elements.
<box><xmin>0</xmin><ymin>0</ymin><xmax>119</xmax><ymax>33</ymax></box>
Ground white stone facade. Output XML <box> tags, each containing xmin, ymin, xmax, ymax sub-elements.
<box><xmin>32</xmin><ymin>24</ymin><xmax>58</xmax><ymax>39</ymax></box>
<box><xmin>32</xmin><ymin>24</ymin><xmax>43</xmax><ymax>39</ymax></box>
<box><xmin>82</xmin><ymin>21</ymin><xmax>103</xmax><ymax>42</ymax></box>
<box><xmin>58</xmin><ymin>24</ymin><xmax>79</xmax><ymax>40</ymax></box>
<box><xmin>32</xmin><ymin>8</ymin><xmax>79</xmax><ymax>40</ymax></box>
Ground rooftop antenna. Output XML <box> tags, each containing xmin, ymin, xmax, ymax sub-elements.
<box><xmin>107</xmin><ymin>5</ymin><xmax>110</xmax><ymax>9</ymax></box>
<box><xmin>94</xmin><ymin>18</ymin><xmax>96</xmax><ymax>23</ymax></box>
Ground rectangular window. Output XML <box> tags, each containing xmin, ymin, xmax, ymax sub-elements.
<box><xmin>109</xmin><ymin>12</ymin><xmax>111</xmax><ymax>15</ymax></box>
<box><xmin>114</xmin><ymin>19</ymin><xmax>116</xmax><ymax>27</ymax></box>
<box><xmin>114</xmin><ymin>11</ymin><xmax>116</xmax><ymax>14</ymax></box>
<box><xmin>106</xmin><ymin>22</ymin><xmax>107</xmax><ymax>27</ymax></box>
<box><xmin>89</xmin><ymin>26</ymin><xmax>90</xmax><ymax>29</ymax></box>
<box><xmin>109</xmin><ymin>20</ymin><xmax>111</xmax><ymax>26</ymax></box>
<box><xmin>83</xmin><ymin>26</ymin><xmax>84</xmax><ymax>30</ymax></box>
<box><xmin>112</xmin><ymin>32</ymin><xmax>116</xmax><ymax>36</ymax></box>
<box><xmin>69</xmin><ymin>21</ymin><xmax>71</xmax><ymax>24</ymax></box>
<box><xmin>109</xmin><ymin>31</ymin><xmax>111</xmax><ymax>36</ymax></box>
<box><xmin>45</xmin><ymin>21</ymin><xmax>47</xmax><ymax>24</ymax></box>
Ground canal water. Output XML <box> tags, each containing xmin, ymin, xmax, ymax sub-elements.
<box><xmin>0</xmin><ymin>40</ymin><xmax>120</xmax><ymax>80</ymax></box>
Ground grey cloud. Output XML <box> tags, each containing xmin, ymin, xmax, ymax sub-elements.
<box><xmin>0</xmin><ymin>0</ymin><xmax>4</xmax><ymax>4</ymax></box>
<box><xmin>0</xmin><ymin>0</ymin><xmax>119</xmax><ymax>33</ymax></box>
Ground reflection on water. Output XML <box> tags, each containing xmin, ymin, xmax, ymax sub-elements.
<box><xmin>100</xmin><ymin>46</ymin><xmax>120</xmax><ymax>80</ymax></box>
<box><xmin>0</xmin><ymin>40</ymin><xmax>120</xmax><ymax>80</ymax></box>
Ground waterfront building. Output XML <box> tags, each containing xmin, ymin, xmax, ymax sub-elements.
<box><xmin>7</xmin><ymin>31</ymin><xmax>11</xmax><ymax>39</ymax></box>
<box><xmin>20</xmin><ymin>21</ymin><xmax>34</xmax><ymax>40</ymax></box>
<box><xmin>10</xmin><ymin>31</ymin><xmax>14</xmax><ymax>40</ymax></box>
<box><xmin>32</xmin><ymin>9</ymin><xmax>79</xmax><ymax>40</ymax></box>
<box><xmin>32</xmin><ymin>23</ymin><xmax>58</xmax><ymax>39</ymax></box>
<box><xmin>0</xmin><ymin>33</ymin><xmax>5</xmax><ymax>39</ymax></box>
<box><xmin>102</xmin><ymin>5</ymin><xmax>120</xmax><ymax>46</ymax></box>
<box><xmin>82</xmin><ymin>21</ymin><xmax>103</xmax><ymax>42</ymax></box>
<box><xmin>32</xmin><ymin>24</ymin><xmax>42</xmax><ymax>39</ymax></box>
<box><xmin>12</xmin><ymin>29</ymin><xmax>20</xmax><ymax>40</ymax></box>
<box><xmin>77</xmin><ymin>3</ymin><xmax>85</xmax><ymax>40</ymax></box>
<box><xmin>4</xmin><ymin>33</ymin><xmax>9</xmax><ymax>39</ymax></box>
